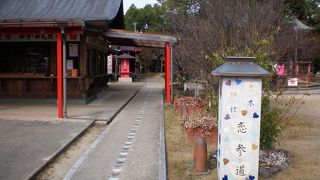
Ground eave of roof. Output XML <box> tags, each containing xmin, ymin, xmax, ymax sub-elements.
<box><xmin>116</xmin><ymin>53</ymin><xmax>136</xmax><ymax>59</ymax></box>
<box><xmin>293</xmin><ymin>18</ymin><xmax>315</xmax><ymax>31</ymax></box>
<box><xmin>0</xmin><ymin>0</ymin><xmax>124</xmax><ymax>29</ymax></box>
<box><xmin>105</xmin><ymin>29</ymin><xmax>178</xmax><ymax>48</ymax></box>
<box><xmin>211</xmin><ymin>57</ymin><xmax>271</xmax><ymax>77</ymax></box>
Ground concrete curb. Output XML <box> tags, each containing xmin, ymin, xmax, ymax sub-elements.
<box><xmin>159</xmin><ymin>90</ymin><xmax>167</xmax><ymax>180</ymax></box>
<box><xmin>26</xmin><ymin>120</ymin><xmax>95</xmax><ymax>180</ymax></box>
<box><xmin>283</xmin><ymin>86</ymin><xmax>320</xmax><ymax>94</ymax></box>
<box><xmin>62</xmin><ymin>89</ymin><xmax>141</xmax><ymax>180</ymax></box>
<box><xmin>26</xmin><ymin>89</ymin><xmax>140</xmax><ymax>180</ymax></box>
<box><xmin>106</xmin><ymin>90</ymin><xmax>140</xmax><ymax>123</ymax></box>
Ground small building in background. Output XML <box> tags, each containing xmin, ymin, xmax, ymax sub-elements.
<box><xmin>108</xmin><ymin>46</ymin><xmax>141</xmax><ymax>82</ymax></box>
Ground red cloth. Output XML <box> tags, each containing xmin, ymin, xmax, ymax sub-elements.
<box><xmin>276</xmin><ymin>64</ymin><xmax>285</xmax><ymax>76</ymax></box>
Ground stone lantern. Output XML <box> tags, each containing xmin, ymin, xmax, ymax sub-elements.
<box><xmin>211</xmin><ymin>57</ymin><xmax>270</xmax><ymax>180</ymax></box>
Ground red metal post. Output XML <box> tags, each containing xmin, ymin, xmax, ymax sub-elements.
<box><xmin>165</xmin><ymin>42</ymin><xmax>171</xmax><ymax>104</ymax></box>
<box><xmin>56</xmin><ymin>32</ymin><xmax>63</xmax><ymax>118</ymax></box>
<box><xmin>164</xmin><ymin>46</ymin><xmax>167</xmax><ymax>93</ymax></box>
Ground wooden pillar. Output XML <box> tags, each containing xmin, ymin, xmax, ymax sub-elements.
<box><xmin>296</xmin><ymin>63</ymin><xmax>299</xmax><ymax>78</ymax></box>
<box><xmin>165</xmin><ymin>42</ymin><xmax>171</xmax><ymax>104</ymax></box>
<box><xmin>79</xmin><ymin>35</ymin><xmax>87</xmax><ymax>77</ymax></box>
<box><xmin>56</xmin><ymin>32</ymin><xmax>63</xmax><ymax>118</ymax></box>
<box><xmin>307</xmin><ymin>63</ymin><xmax>311</xmax><ymax>82</ymax></box>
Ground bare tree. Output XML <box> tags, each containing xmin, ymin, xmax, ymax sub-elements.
<box><xmin>165</xmin><ymin>0</ymin><xmax>302</xmax><ymax>80</ymax></box>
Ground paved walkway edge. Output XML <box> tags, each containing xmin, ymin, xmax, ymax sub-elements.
<box><xmin>27</xmin><ymin>90</ymin><xmax>140</xmax><ymax>180</ymax></box>
<box><xmin>159</xmin><ymin>95</ymin><xmax>167</xmax><ymax>180</ymax></box>
<box><xmin>26</xmin><ymin>120</ymin><xmax>95</xmax><ymax>180</ymax></box>
<box><xmin>106</xmin><ymin>90</ymin><xmax>140</xmax><ymax>123</ymax></box>
<box><xmin>63</xmin><ymin>89</ymin><xmax>140</xmax><ymax>180</ymax></box>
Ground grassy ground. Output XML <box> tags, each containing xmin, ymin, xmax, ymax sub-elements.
<box><xmin>165</xmin><ymin>107</ymin><xmax>217</xmax><ymax>180</ymax></box>
<box><xmin>165</xmin><ymin>94</ymin><xmax>320</xmax><ymax>180</ymax></box>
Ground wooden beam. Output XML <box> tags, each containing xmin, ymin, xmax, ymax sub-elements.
<box><xmin>105</xmin><ymin>29</ymin><xmax>177</xmax><ymax>48</ymax></box>
<box><xmin>106</xmin><ymin>37</ymin><xmax>166</xmax><ymax>48</ymax></box>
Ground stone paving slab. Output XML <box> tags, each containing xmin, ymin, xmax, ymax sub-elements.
<box><xmin>63</xmin><ymin>83</ymin><xmax>163</xmax><ymax>180</ymax></box>
<box><xmin>0</xmin><ymin>120</ymin><xmax>92</xmax><ymax>180</ymax></box>
<box><xmin>0</xmin><ymin>91</ymin><xmax>137</xmax><ymax>122</ymax></box>
<box><xmin>0</xmin><ymin>84</ymin><xmax>142</xmax><ymax>180</ymax></box>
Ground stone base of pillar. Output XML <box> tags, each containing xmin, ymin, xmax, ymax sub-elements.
<box><xmin>118</xmin><ymin>77</ymin><xmax>132</xmax><ymax>83</ymax></box>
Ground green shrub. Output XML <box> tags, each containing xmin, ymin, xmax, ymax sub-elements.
<box><xmin>260</xmin><ymin>95</ymin><xmax>282</xmax><ymax>149</ymax></box>
<box><xmin>260</xmin><ymin>93</ymin><xmax>304</xmax><ymax>149</ymax></box>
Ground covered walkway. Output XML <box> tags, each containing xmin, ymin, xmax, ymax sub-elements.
<box><xmin>105</xmin><ymin>29</ymin><xmax>177</xmax><ymax>105</ymax></box>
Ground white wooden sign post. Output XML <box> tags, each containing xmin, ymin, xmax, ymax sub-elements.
<box><xmin>212</xmin><ymin>57</ymin><xmax>270</xmax><ymax>180</ymax></box>
<box><xmin>107</xmin><ymin>55</ymin><xmax>113</xmax><ymax>75</ymax></box>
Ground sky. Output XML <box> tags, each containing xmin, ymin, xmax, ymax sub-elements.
<box><xmin>123</xmin><ymin>0</ymin><xmax>159</xmax><ymax>13</ymax></box>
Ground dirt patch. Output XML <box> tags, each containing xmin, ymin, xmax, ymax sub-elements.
<box><xmin>263</xmin><ymin>94</ymin><xmax>320</xmax><ymax>179</ymax></box>
<box><xmin>37</xmin><ymin>122</ymin><xmax>106</xmax><ymax>180</ymax></box>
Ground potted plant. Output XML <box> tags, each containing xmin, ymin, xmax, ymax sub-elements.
<box><xmin>182</xmin><ymin>111</ymin><xmax>218</xmax><ymax>144</ymax></box>
<box><xmin>174</xmin><ymin>96</ymin><xmax>205</xmax><ymax>116</ymax></box>
<box><xmin>181</xmin><ymin>109</ymin><xmax>218</xmax><ymax>174</ymax></box>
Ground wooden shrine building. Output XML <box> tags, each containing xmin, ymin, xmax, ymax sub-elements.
<box><xmin>0</xmin><ymin>0</ymin><xmax>125</xmax><ymax>117</ymax></box>
<box><xmin>0</xmin><ymin>0</ymin><xmax>177</xmax><ymax>118</ymax></box>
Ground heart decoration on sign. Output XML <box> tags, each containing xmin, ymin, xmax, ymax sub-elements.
<box><xmin>235</xmin><ymin>79</ymin><xmax>242</xmax><ymax>85</ymax></box>
<box><xmin>224</xmin><ymin>114</ymin><xmax>231</xmax><ymax>120</ymax></box>
<box><xmin>252</xmin><ymin>144</ymin><xmax>259</xmax><ymax>150</ymax></box>
<box><xmin>241</xmin><ymin>110</ymin><xmax>248</xmax><ymax>116</ymax></box>
<box><xmin>225</xmin><ymin>80</ymin><xmax>231</xmax><ymax>86</ymax></box>
<box><xmin>223</xmin><ymin>158</ymin><xmax>229</xmax><ymax>165</ymax></box>
<box><xmin>249</xmin><ymin>175</ymin><xmax>255</xmax><ymax>180</ymax></box>
<box><xmin>253</xmin><ymin>112</ymin><xmax>259</xmax><ymax>119</ymax></box>
<box><xmin>222</xmin><ymin>175</ymin><xmax>228</xmax><ymax>180</ymax></box>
